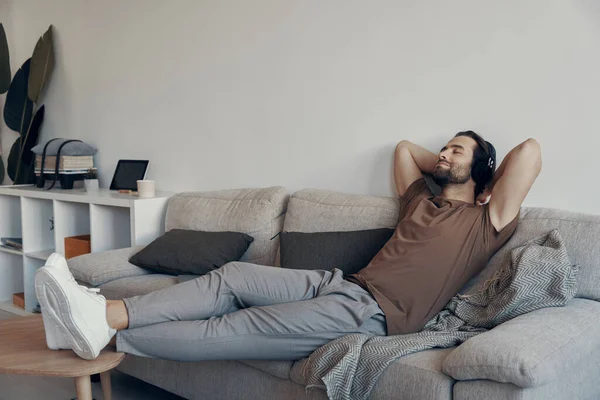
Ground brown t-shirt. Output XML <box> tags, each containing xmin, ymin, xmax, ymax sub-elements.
<box><xmin>347</xmin><ymin>178</ymin><xmax>519</xmax><ymax>336</ymax></box>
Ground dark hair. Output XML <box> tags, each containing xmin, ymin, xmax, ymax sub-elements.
<box><xmin>455</xmin><ymin>131</ymin><xmax>496</xmax><ymax>197</ymax></box>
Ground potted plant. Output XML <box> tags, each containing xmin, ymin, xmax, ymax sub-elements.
<box><xmin>83</xmin><ymin>168</ymin><xmax>99</xmax><ymax>192</ymax></box>
<box><xmin>1</xmin><ymin>24</ymin><xmax>54</xmax><ymax>185</ymax></box>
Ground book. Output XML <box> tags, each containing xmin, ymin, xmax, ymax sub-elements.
<box><xmin>1</xmin><ymin>244</ymin><xmax>22</xmax><ymax>253</ymax></box>
<box><xmin>35</xmin><ymin>168</ymin><xmax>91</xmax><ymax>174</ymax></box>
<box><xmin>35</xmin><ymin>155</ymin><xmax>94</xmax><ymax>170</ymax></box>
<box><xmin>1</xmin><ymin>237</ymin><xmax>23</xmax><ymax>250</ymax></box>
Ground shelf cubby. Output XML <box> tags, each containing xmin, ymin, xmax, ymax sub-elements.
<box><xmin>0</xmin><ymin>194</ymin><xmax>22</xmax><ymax>239</ymax></box>
<box><xmin>21</xmin><ymin>197</ymin><xmax>55</xmax><ymax>254</ymax></box>
<box><xmin>0</xmin><ymin>251</ymin><xmax>23</xmax><ymax>303</ymax></box>
<box><xmin>90</xmin><ymin>204</ymin><xmax>131</xmax><ymax>252</ymax></box>
<box><xmin>23</xmin><ymin>256</ymin><xmax>45</xmax><ymax>312</ymax></box>
<box><xmin>0</xmin><ymin>186</ymin><xmax>172</xmax><ymax>315</ymax></box>
<box><xmin>54</xmin><ymin>200</ymin><xmax>91</xmax><ymax>255</ymax></box>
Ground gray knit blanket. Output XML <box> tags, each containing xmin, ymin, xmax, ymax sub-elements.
<box><xmin>302</xmin><ymin>229</ymin><xmax>578</xmax><ymax>400</ymax></box>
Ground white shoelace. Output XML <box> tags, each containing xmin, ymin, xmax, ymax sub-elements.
<box><xmin>63</xmin><ymin>270</ymin><xmax>102</xmax><ymax>295</ymax></box>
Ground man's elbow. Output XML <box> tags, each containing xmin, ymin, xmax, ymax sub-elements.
<box><xmin>520</xmin><ymin>138</ymin><xmax>542</xmax><ymax>174</ymax></box>
<box><xmin>396</xmin><ymin>140</ymin><xmax>412</xmax><ymax>151</ymax></box>
<box><xmin>522</xmin><ymin>138</ymin><xmax>541</xmax><ymax>151</ymax></box>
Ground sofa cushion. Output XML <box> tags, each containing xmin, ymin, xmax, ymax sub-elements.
<box><xmin>32</xmin><ymin>139</ymin><xmax>97</xmax><ymax>156</ymax></box>
<box><xmin>284</xmin><ymin>189</ymin><xmax>399</xmax><ymax>232</ymax></box>
<box><xmin>442</xmin><ymin>298</ymin><xmax>600</xmax><ymax>388</ymax></box>
<box><xmin>129</xmin><ymin>229</ymin><xmax>254</xmax><ymax>275</ymax></box>
<box><xmin>453</xmin><ymin>340</ymin><xmax>600</xmax><ymax>400</ymax></box>
<box><xmin>461</xmin><ymin>207</ymin><xmax>600</xmax><ymax>301</ymax></box>
<box><xmin>68</xmin><ymin>246</ymin><xmax>150</xmax><ymax>286</ymax></box>
<box><xmin>117</xmin><ymin>356</ymin><xmax>328</xmax><ymax>400</ymax></box>
<box><xmin>99</xmin><ymin>274</ymin><xmax>179</xmax><ymax>300</ymax></box>
<box><xmin>290</xmin><ymin>348</ymin><xmax>454</xmax><ymax>400</ymax></box>
<box><xmin>239</xmin><ymin>360</ymin><xmax>294</xmax><ymax>380</ymax></box>
<box><xmin>280</xmin><ymin>229</ymin><xmax>394</xmax><ymax>274</ymax></box>
<box><xmin>165</xmin><ymin>186</ymin><xmax>287</xmax><ymax>266</ymax></box>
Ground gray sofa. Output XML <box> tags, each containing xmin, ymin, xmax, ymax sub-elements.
<box><xmin>68</xmin><ymin>186</ymin><xmax>600</xmax><ymax>400</ymax></box>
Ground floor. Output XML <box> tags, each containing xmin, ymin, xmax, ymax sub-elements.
<box><xmin>0</xmin><ymin>310</ymin><xmax>185</xmax><ymax>400</ymax></box>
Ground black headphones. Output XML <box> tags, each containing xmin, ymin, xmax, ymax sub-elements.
<box><xmin>471</xmin><ymin>140</ymin><xmax>496</xmax><ymax>183</ymax></box>
<box><xmin>485</xmin><ymin>141</ymin><xmax>496</xmax><ymax>170</ymax></box>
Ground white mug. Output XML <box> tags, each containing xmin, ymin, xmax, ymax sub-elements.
<box><xmin>137</xmin><ymin>180</ymin><xmax>155</xmax><ymax>198</ymax></box>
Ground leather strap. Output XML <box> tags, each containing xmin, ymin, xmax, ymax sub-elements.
<box><xmin>36</xmin><ymin>138</ymin><xmax>62</xmax><ymax>188</ymax></box>
<box><xmin>46</xmin><ymin>139</ymin><xmax>83</xmax><ymax>190</ymax></box>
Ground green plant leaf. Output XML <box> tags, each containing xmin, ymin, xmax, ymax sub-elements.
<box><xmin>14</xmin><ymin>105</ymin><xmax>44</xmax><ymax>183</ymax></box>
<box><xmin>3</xmin><ymin>58</ymin><xmax>33</xmax><ymax>135</ymax></box>
<box><xmin>7</xmin><ymin>138</ymin><xmax>18</xmax><ymax>181</ymax></box>
<box><xmin>0</xmin><ymin>157</ymin><xmax>5</xmax><ymax>184</ymax></box>
<box><xmin>8</xmin><ymin>138</ymin><xmax>33</xmax><ymax>183</ymax></box>
<box><xmin>0</xmin><ymin>23</ymin><xmax>10</xmax><ymax>94</ymax></box>
<box><xmin>28</xmin><ymin>25</ymin><xmax>54</xmax><ymax>103</ymax></box>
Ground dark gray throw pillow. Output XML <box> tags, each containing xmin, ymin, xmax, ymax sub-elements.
<box><xmin>129</xmin><ymin>229</ymin><xmax>254</xmax><ymax>276</ymax></box>
<box><xmin>280</xmin><ymin>228</ymin><xmax>394</xmax><ymax>275</ymax></box>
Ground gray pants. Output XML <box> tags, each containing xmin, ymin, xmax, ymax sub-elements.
<box><xmin>116</xmin><ymin>262</ymin><xmax>386</xmax><ymax>361</ymax></box>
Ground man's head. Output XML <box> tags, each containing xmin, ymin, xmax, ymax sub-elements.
<box><xmin>432</xmin><ymin>131</ymin><xmax>496</xmax><ymax>198</ymax></box>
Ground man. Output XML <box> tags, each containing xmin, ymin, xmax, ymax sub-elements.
<box><xmin>35</xmin><ymin>131</ymin><xmax>541</xmax><ymax>361</ymax></box>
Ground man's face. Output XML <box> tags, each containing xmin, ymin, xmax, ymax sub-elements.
<box><xmin>432</xmin><ymin>136</ymin><xmax>476</xmax><ymax>187</ymax></box>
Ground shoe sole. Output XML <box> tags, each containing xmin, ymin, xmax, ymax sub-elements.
<box><xmin>41</xmin><ymin>310</ymin><xmax>58</xmax><ymax>350</ymax></box>
<box><xmin>35</xmin><ymin>268</ymin><xmax>98</xmax><ymax>360</ymax></box>
<box><xmin>41</xmin><ymin>255</ymin><xmax>72</xmax><ymax>350</ymax></box>
<box><xmin>41</xmin><ymin>310</ymin><xmax>70</xmax><ymax>350</ymax></box>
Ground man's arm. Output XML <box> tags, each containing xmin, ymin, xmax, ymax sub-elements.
<box><xmin>394</xmin><ymin>141</ymin><xmax>438</xmax><ymax>196</ymax></box>
<box><xmin>488</xmin><ymin>138</ymin><xmax>542</xmax><ymax>231</ymax></box>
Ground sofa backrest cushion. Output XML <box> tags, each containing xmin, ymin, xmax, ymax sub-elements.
<box><xmin>284</xmin><ymin>189</ymin><xmax>400</xmax><ymax>232</ymax></box>
<box><xmin>463</xmin><ymin>207</ymin><xmax>600</xmax><ymax>301</ymax></box>
<box><xmin>286</xmin><ymin>189</ymin><xmax>600</xmax><ymax>301</ymax></box>
<box><xmin>165</xmin><ymin>186</ymin><xmax>288</xmax><ymax>266</ymax></box>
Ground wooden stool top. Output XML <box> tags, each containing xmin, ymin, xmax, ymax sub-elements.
<box><xmin>0</xmin><ymin>315</ymin><xmax>124</xmax><ymax>378</ymax></box>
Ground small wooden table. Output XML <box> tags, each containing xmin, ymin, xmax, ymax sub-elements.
<box><xmin>0</xmin><ymin>315</ymin><xmax>124</xmax><ymax>400</ymax></box>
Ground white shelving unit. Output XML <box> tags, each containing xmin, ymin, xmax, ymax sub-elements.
<box><xmin>0</xmin><ymin>185</ymin><xmax>173</xmax><ymax>314</ymax></box>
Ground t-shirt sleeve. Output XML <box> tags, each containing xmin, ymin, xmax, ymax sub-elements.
<box><xmin>399</xmin><ymin>178</ymin><xmax>432</xmax><ymax>220</ymax></box>
<box><xmin>482</xmin><ymin>205</ymin><xmax>520</xmax><ymax>251</ymax></box>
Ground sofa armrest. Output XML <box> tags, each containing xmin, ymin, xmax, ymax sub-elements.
<box><xmin>68</xmin><ymin>246</ymin><xmax>151</xmax><ymax>287</ymax></box>
<box><xmin>442</xmin><ymin>298</ymin><xmax>600</xmax><ymax>388</ymax></box>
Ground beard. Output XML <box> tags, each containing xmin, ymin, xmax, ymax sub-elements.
<box><xmin>432</xmin><ymin>162</ymin><xmax>471</xmax><ymax>187</ymax></box>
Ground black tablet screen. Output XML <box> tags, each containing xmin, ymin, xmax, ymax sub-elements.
<box><xmin>111</xmin><ymin>161</ymin><xmax>148</xmax><ymax>190</ymax></box>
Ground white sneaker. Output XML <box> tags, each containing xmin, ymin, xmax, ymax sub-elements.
<box><xmin>41</xmin><ymin>253</ymin><xmax>72</xmax><ymax>350</ymax></box>
<box><xmin>35</xmin><ymin>265</ymin><xmax>116</xmax><ymax>360</ymax></box>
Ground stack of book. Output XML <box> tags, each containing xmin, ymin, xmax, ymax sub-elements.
<box><xmin>1</xmin><ymin>237</ymin><xmax>23</xmax><ymax>252</ymax></box>
<box><xmin>35</xmin><ymin>155</ymin><xmax>94</xmax><ymax>174</ymax></box>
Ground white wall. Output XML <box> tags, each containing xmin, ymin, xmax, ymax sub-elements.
<box><xmin>1</xmin><ymin>0</ymin><xmax>599</xmax><ymax>213</ymax></box>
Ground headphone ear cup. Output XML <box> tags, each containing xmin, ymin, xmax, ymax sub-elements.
<box><xmin>471</xmin><ymin>160</ymin><xmax>488</xmax><ymax>183</ymax></box>
<box><xmin>472</xmin><ymin>159</ymin><xmax>495</xmax><ymax>196</ymax></box>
